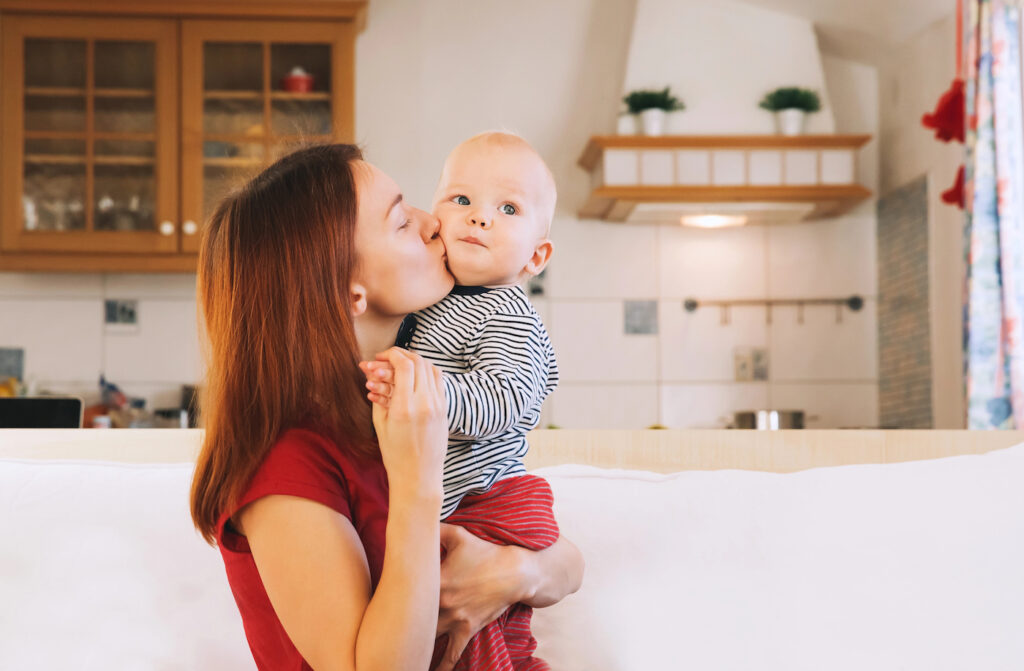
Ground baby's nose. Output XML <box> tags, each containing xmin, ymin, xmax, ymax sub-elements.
<box><xmin>469</xmin><ymin>213</ymin><xmax>491</xmax><ymax>228</ymax></box>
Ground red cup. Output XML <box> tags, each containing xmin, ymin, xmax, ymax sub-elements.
<box><xmin>281</xmin><ymin>69</ymin><xmax>313</xmax><ymax>93</ymax></box>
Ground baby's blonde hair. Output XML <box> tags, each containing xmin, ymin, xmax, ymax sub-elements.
<box><xmin>446</xmin><ymin>131</ymin><xmax>557</xmax><ymax>236</ymax></box>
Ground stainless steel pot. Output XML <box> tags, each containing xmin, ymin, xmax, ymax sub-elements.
<box><xmin>733</xmin><ymin>410</ymin><xmax>806</xmax><ymax>430</ymax></box>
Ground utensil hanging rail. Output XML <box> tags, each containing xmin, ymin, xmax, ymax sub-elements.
<box><xmin>683</xmin><ymin>295</ymin><xmax>864</xmax><ymax>324</ymax></box>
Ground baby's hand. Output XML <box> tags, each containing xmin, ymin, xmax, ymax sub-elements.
<box><xmin>358</xmin><ymin>358</ymin><xmax>396</xmax><ymax>407</ymax></box>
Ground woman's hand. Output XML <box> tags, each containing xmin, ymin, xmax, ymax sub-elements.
<box><xmin>434</xmin><ymin>523</ymin><xmax>530</xmax><ymax>671</ymax></box>
<box><xmin>365</xmin><ymin>348</ymin><xmax>447</xmax><ymax>502</ymax></box>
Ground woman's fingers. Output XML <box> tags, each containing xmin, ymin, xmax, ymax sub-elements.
<box><xmin>375</xmin><ymin>347</ymin><xmax>416</xmax><ymax>407</ymax></box>
<box><xmin>435</xmin><ymin>627</ymin><xmax>473</xmax><ymax>671</ymax></box>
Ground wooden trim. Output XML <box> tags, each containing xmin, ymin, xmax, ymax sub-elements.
<box><xmin>0</xmin><ymin>0</ymin><xmax>368</xmax><ymax>25</ymax></box>
<box><xmin>523</xmin><ymin>430</ymin><xmax>1024</xmax><ymax>473</ymax></box>
<box><xmin>85</xmin><ymin>38</ymin><xmax>94</xmax><ymax>231</ymax></box>
<box><xmin>579</xmin><ymin>134</ymin><xmax>873</xmax><ymax>170</ymax></box>
<box><xmin>3</xmin><ymin>429</ymin><xmax>1022</xmax><ymax>473</ymax></box>
<box><xmin>332</xmin><ymin>20</ymin><xmax>355</xmax><ymax>141</ymax></box>
<box><xmin>0</xmin><ymin>251</ymin><xmax>197</xmax><ymax>272</ymax></box>
<box><xmin>590</xmin><ymin>184</ymin><xmax>873</xmax><ymax>203</ymax></box>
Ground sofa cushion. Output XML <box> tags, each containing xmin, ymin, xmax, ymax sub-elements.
<box><xmin>0</xmin><ymin>459</ymin><xmax>253</xmax><ymax>670</ymax></box>
<box><xmin>531</xmin><ymin>444</ymin><xmax>1024</xmax><ymax>670</ymax></box>
<box><xmin>3</xmin><ymin>443</ymin><xmax>1024</xmax><ymax>670</ymax></box>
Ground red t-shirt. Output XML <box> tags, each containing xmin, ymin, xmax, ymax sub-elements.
<box><xmin>217</xmin><ymin>427</ymin><xmax>389</xmax><ymax>671</ymax></box>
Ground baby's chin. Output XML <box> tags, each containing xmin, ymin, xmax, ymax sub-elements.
<box><xmin>445</xmin><ymin>250</ymin><xmax>503</xmax><ymax>287</ymax></box>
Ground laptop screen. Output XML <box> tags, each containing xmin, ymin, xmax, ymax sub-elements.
<box><xmin>0</xmin><ymin>397</ymin><xmax>84</xmax><ymax>429</ymax></box>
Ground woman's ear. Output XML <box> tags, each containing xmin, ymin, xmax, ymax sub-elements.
<box><xmin>350</xmin><ymin>282</ymin><xmax>368</xmax><ymax>317</ymax></box>
<box><xmin>524</xmin><ymin>239</ymin><xmax>554</xmax><ymax>277</ymax></box>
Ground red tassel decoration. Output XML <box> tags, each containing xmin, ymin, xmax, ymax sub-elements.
<box><xmin>942</xmin><ymin>165</ymin><xmax>966</xmax><ymax>209</ymax></box>
<box><xmin>921</xmin><ymin>78</ymin><xmax>966</xmax><ymax>143</ymax></box>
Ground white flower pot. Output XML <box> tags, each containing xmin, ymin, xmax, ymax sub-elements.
<box><xmin>639</xmin><ymin>108</ymin><xmax>667</xmax><ymax>136</ymax></box>
<box><xmin>775</xmin><ymin>108</ymin><xmax>806</xmax><ymax>136</ymax></box>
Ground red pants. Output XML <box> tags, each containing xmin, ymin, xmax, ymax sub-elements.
<box><xmin>431</xmin><ymin>474</ymin><xmax>559</xmax><ymax>671</ymax></box>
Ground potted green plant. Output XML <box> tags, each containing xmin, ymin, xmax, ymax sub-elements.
<box><xmin>623</xmin><ymin>86</ymin><xmax>685</xmax><ymax>136</ymax></box>
<box><xmin>758</xmin><ymin>87</ymin><xmax>821</xmax><ymax>136</ymax></box>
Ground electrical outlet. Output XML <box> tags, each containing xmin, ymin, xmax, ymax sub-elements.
<box><xmin>752</xmin><ymin>347</ymin><xmax>770</xmax><ymax>381</ymax></box>
<box><xmin>624</xmin><ymin>300</ymin><xmax>658</xmax><ymax>335</ymax></box>
<box><xmin>734</xmin><ymin>347</ymin><xmax>753</xmax><ymax>381</ymax></box>
<box><xmin>0</xmin><ymin>347</ymin><xmax>24</xmax><ymax>380</ymax></box>
<box><xmin>105</xmin><ymin>299</ymin><xmax>139</xmax><ymax>333</ymax></box>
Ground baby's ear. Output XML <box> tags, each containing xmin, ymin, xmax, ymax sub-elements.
<box><xmin>524</xmin><ymin>239</ymin><xmax>554</xmax><ymax>277</ymax></box>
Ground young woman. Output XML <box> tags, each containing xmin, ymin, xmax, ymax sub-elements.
<box><xmin>190</xmin><ymin>144</ymin><xmax>583</xmax><ymax>670</ymax></box>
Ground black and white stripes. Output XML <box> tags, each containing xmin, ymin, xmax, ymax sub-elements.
<box><xmin>408</xmin><ymin>285</ymin><xmax>558</xmax><ymax>519</ymax></box>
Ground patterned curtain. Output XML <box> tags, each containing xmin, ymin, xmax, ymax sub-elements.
<box><xmin>963</xmin><ymin>0</ymin><xmax>1024</xmax><ymax>428</ymax></box>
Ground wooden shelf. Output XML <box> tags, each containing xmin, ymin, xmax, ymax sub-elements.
<box><xmin>25</xmin><ymin>86</ymin><xmax>154</xmax><ymax>98</ymax></box>
<box><xmin>271</xmin><ymin>91</ymin><xmax>331</xmax><ymax>101</ymax></box>
<box><xmin>24</xmin><ymin>130</ymin><xmax>156</xmax><ymax>141</ymax></box>
<box><xmin>25</xmin><ymin>154</ymin><xmax>154</xmax><ymax>166</ymax></box>
<box><xmin>579</xmin><ymin>134</ymin><xmax>872</xmax><ymax>171</ymax></box>
<box><xmin>202</xmin><ymin>157</ymin><xmax>264</xmax><ymax>168</ymax></box>
<box><xmin>204</xmin><ymin>90</ymin><xmax>331</xmax><ymax>101</ymax></box>
<box><xmin>577</xmin><ymin>134</ymin><xmax>873</xmax><ymax>222</ymax></box>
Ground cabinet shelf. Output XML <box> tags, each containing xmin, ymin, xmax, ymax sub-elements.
<box><xmin>25</xmin><ymin>154</ymin><xmax>155</xmax><ymax>166</ymax></box>
<box><xmin>203</xmin><ymin>89</ymin><xmax>331</xmax><ymax>101</ymax></box>
<box><xmin>25</xmin><ymin>86</ymin><xmax>154</xmax><ymax>98</ymax></box>
<box><xmin>202</xmin><ymin>157</ymin><xmax>264</xmax><ymax>168</ymax></box>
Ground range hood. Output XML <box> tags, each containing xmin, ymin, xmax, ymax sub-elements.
<box><xmin>577</xmin><ymin>134</ymin><xmax>872</xmax><ymax>224</ymax></box>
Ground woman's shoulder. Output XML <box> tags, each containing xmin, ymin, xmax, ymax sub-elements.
<box><xmin>218</xmin><ymin>426</ymin><xmax>384</xmax><ymax>550</ymax></box>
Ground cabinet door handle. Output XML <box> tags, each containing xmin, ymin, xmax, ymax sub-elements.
<box><xmin>159</xmin><ymin>221</ymin><xmax>175</xmax><ymax>236</ymax></box>
<box><xmin>182</xmin><ymin>220</ymin><xmax>198</xmax><ymax>236</ymax></box>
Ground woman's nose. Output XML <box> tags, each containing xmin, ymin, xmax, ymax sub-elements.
<box><xmin>421</xmin><ymin>212</ymin><xmax>441</xmax><ymax>242</ymax></box>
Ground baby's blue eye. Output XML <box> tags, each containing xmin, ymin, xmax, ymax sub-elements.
<box><xmin>500</xmin><ymin>204</ymin><xmax>517</xmax><ymax>215</ymax></box>
<box><xmin>454</xmin><ymin>195</ymin><xmax>470</xmax><ymax>206</ymax></box>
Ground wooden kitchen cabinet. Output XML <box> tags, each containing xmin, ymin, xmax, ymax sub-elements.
<box><xmin>0</xmin><ymin>1</ymin><xmax>363</xmax><ymax>271</ymax></box>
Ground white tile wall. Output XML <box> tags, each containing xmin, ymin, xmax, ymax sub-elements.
<box><xmin>660</xmin><ymin>303</ymin><xmax>768</xmax><ymax>382</ymax></box>
<box><xmin>547</xmin><ymin>216</ymin><xmax>659</xmax><ymax>298</ymax></box>
<box><xmin>661</xmin><ymin>383</ymin><xmax>769</xmax><ymax>429</ymax></box>
<box><xmin>766</xmin><ymin>215</ymin><xmax>877</xmax><ymax>298</ymax></box>
<box><xmin>771</xmin><ymin>382</ymin><xmax>879</xmax><ymax>428</ymax></box>
<box><xmin>548</xmin><ymin>383</ymin><xmax>660</xmax><ymax>429</ymax></box>
<box><xmin>0</xmin><ymin>298</ymin><xmax>103</xmax><ymax>382</ymax></box>
<box><xmin>103</xmin><ymin>299</ymin><xmax>201</xmax><ymax>383</ymax></box>
<box><xmin>548</xmin><ymin>300</ymin><xmax>659</xmax><ymax>382</ymax></box>
<box><xmin>769</xmin><ymin>302</ymin><xmax>878</xmax><ymax>381</ymax></box>
<box><xmin>658</xmin><ymin>224</ymin><xmax>768</xmax><ymax>299</ymax></box>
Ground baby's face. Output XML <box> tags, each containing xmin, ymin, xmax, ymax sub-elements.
<box><xmin>432</xmin><ymin>141</ymin><xmax>553</xmax><ymax>286</ymax></box>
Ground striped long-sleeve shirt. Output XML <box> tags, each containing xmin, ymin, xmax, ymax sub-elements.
<box><xmin>402</xmin><ymin>284</ymin><xmax>558</xmax><ymax>519</ymax></box>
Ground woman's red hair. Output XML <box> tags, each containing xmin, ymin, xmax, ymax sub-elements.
<box><xmin>190</xmin><ymin>143</ymin><xmax>375</xmax><ymax>544</ymax></box>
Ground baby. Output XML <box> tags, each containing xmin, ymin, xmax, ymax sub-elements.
<box><xmin>362</xmin><ymin>132</ymin><xmax>560</xmax><ymax>671</ymax></box>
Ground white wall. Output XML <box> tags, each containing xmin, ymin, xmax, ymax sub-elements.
<box><xmin>622</xmin><ymin>0</ymin><xmax>836</xmax><ymax>134</ymax></box>
<box><xmin>877</xmin><ymin>11</ymin><xmax>965</xmax><ymax>428</ymax></box>
<box><xmin>0</xmin><ymin>0</ymin><xmax>883</xmax><ymax>428</ymax></box>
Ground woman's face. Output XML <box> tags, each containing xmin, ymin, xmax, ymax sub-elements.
<box><xmin>353</xmin><ymin>160</ymin><xmax>454</xmax><ymax>317</ymax></box>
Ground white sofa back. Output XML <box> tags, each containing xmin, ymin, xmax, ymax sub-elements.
<box><xmin>2</xmin><ymin>443</ymin><xmax>1023</xmax><ymax>670</ymax></box>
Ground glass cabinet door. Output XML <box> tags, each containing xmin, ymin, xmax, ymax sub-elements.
<box><xmin>180</xmin><ymin>20</ymin><xmax>355</xmax><ymax>253</ymax></box>
<box><xmin>1</xmin><ymin>16</ymin><xmax>178</xmax><ymax>254</ymax></box>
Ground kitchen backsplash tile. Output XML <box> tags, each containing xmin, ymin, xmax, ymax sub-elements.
<box><xmin>548</xmin><ymin>382</ymin><xmax>660</xmax><ymax>429</ymax></box>
<box><xmin>0</xmin><ymin>298</ymin><xmax>103</xmax><ymax>382</ymax></box>
<box><xmin>549</xmin><ymin>300</ymin><xmax>659</xmax><ymax>382</ymax></box>
<box><xmin>660</xmin><ymin>302</ymin><xmax>768</xmax><ymax>382</ymax></box>
<box><xmin>770</xmin><ymin>301</ymin><xmax>879</xmax><ymax>381</ymax></box>
<box><xmin>658</xmin><ymin>223</ymin><xmax>768</xmax><ymax>300</ymax></box>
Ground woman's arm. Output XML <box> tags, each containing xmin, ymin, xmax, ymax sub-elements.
<box><xmin>240</xmin><ymin>489</ymin><xmax>440</xmax><ymax>671</ymax></box>
<box><xmin>433</xmin><ymin>525</ymin><xmax>584</xmax><ymax>671</ymax></box>
<box><xmin>242</xmin><ymin>348</ymin><xmax>448</xmax><ymax>671</ymax></box>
